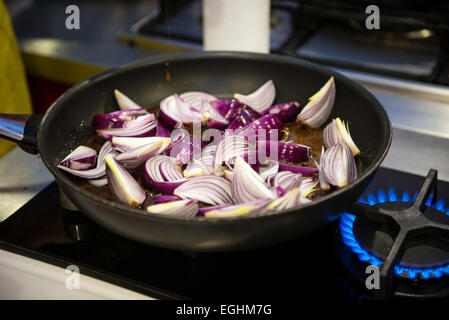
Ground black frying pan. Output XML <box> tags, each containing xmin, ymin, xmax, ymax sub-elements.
<box><xmin>0</xmin><ymin>52</ymin><xmax>391</xmax><ymax>251</ymax></box>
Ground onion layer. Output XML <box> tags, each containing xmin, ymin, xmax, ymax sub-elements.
<box><xmin>232</xmin><ymin>156</ymin><xmax>276</xmax><ymax>204</ymax></box>
<box><xmin>204</xmin><ymin>199</ymin><xmax>271</xmax><ymax>218</ymax></box>
<box><xmin>174</xmin><ymin>175</ymin><xmax>233</xmax><ymax>206</ymax></box>
<box><xmin>261</xmin><ymin>102</ymin><xmax>300</xmax><ymax>122</ymax></box>
<box><xmin>114</xmin><ymin>89</ymin><xmax>142</xmax><ymax>110</ymax></box>
<box><xmin>146</xmin><ymin>199</ymin><xmax>198</xmax><ymax>217</ymax></box>
<box><xmin>96</xmin><ymin>114</ymin><xmax>157</xmax><ymax>140</ymax></box>
<box><xmin>143</xmin><ymin>155</ymin><xmax>186</xmax><ymax>194</ymax></box>
<box><xmin>234</xmin><ymin>80</ymin><xmax>276</xmax><ymax>113</ymax></box>
<box><xmin>319</xmin><ymin>143</ymin><xmax>357</xmax><ymax>188</ymax></box>
<box><xmin>93</xmin><ymin>109</ymin><xmax>149</xmax><ymax>130</ymax></box>
<box><xmin>297</xmin><ymin>77</ymin><xmax>335</xmax><ymax>128</ymax></box>
<box><xmin>104</xmin><ymin>154</ymin><xmax>146</xmax><ymax>207</ymax></box>
<box><xmin>238</xmin><ymin>114</ymin><xmax>283</xmax><ymax>141</ymax></box>
<box><xmin>59</xmin><ymin>146</ymin><xmax>97</xmax><ymax>170</ymax></box>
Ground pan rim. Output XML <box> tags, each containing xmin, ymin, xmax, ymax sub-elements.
<box><xmin>38</xmin><ymin>51</ymin><xmax>392</xmax><ymax>224</ymax></box>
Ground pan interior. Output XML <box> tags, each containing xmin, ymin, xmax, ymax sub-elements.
<box><xmin>39</xmin><ymin>53</ymin><xmax>391</xmax><ymax>215</ymax></box>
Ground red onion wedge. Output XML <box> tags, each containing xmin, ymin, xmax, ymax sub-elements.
<box><xmin>232</xmin><ymin>156</ymin><xmax>276</xmax><ymax>204</ymax></box>
<box><xmin>278</xmin><ymin>162</ymin><xmax>318</xmax><ymax>176</ymax></box>
<box><xmin>320</xmin><ymin>143</ymin><xmax>357</xmax><ymax>188</ymax></box>
<box><xmin>143</xmin><ymin>155</ymin><xmax>186</xmax><ymax>194</ymax></box>
<box><xmin>204</xmin><ymin>199</ymin><xmax>271</xmax><ymax>218</ymax></box>
<box><xmin>174</xmin><ymin>175</ymin><xmax>233</xmax><ymax>206</ymax></box>
<box><xmin>183</xmin><ymin>159</ymin><xmax>211</xmax><ymax>178</ymax></box>
<box><xmin>266</xmin><ymin>171</ymin><xmax>303</xmax><ymax>194</ymax></box>
<box><xmin>153</xmin><ymin>195</ymin><xmax>182</xmax><ymax>204</ymax></box>
<box><xmin>93</xmin><ymin>109</ymin><xmax>149</xmax><ymax>130</ymax></box>
<box><xmin>112</xmin><ymin>136</ymin><xmax>171</xmax><ymax>152</ymax></box>
<box><xmin>258</xmin><ymin>160</ymin><xmax>279</xmax><ymax>181</ymax></box>
<box><xmin>96</xmin><ymin>114</ymin><xmax>157</xmax><ymax>140</ymax></box>
<box><xmin>114</xmin><ymin>137</ymin><xmax>171</xmax><ymax>170</ymax></box>
<box><xmin>261</xmin><ymin>102</ymin><xmax>300</xmax><ymax>122</ymax></box>
<box><xmin>59</xmin><ymin>146</ymin><xmax>97</xmax><ymax>170</ymax></box>
<box><xmin>210</xmin><ymin>99</ymin><xmax>242</xmax><ymax>120</ymax></box>
<box><xmin>114</xmin><ymin>89</ymin><xmax>142</xmax><ymax>110</ymax></box>
<box><xmin>256</xmin><ymin>140</ymin><xmax>311</xmax><ymax>163</ymax></box>
<box><xmin>159</xmin><ymin>94</ymin><xmax>203</xmax><ymax>129</ymax></box>
<box><xmin>104</xmin><ymin>154</ymin><xmax>146</xmax><ymax>208</ymax></box>
<box><xmin>146</xmin><ymin>199</ymin><xmax>198</xmax><ymax>217</ymax></box>
<box><xmin>234</xmin><ymin>80</ymin><xmax>276</xmax><ymax>113</ymax></box>
<box><xmin>156</xmin><ymin>121</ymin><xmax>171</xmax><ymax>138</ymax></box>
<box><xmin>180</xmin><ymin>91</ymin><xmax>217</xmax><ymax>110</ymax></box>
<box><xmin>297</xmin><ymin>77</ymin><xmax>335</xmax><ymax>128</ymax></box>
<box><xmin>299</xmin><ymin>176</ymin><xmax>319</xmax><ymax>198</ymax></box>
<box><xmin>238</xmin><ymin>114</ymin><xmax>283</xmax><ymax>141</ymax></box>
<box><xmin>267</xmin><ymin>188</ymin><xmax>309</xmax><ymax>211</ymax></box>
<box><xmin>200</xmin><ymin>100</ymin><xmax>229</xmax><ymax>129</ymax></box>
<box><xmin>323</xmin><ymin>118</ymin><xmax>360</xmax><ymax>156</ymax></box>
<box><xmin>58</xmin><ymin>141</ymin><xmax>116</xmax><ymax>179</ymax></box>
<box><xmin>227</xmin><ymin>106</ymin><xmax>260</xmax><ymax>130</ymax></box>
<box><xmin>214</xmin><ymin>135</ymin><xmax>253</xmax><ymax>176</ymax></box>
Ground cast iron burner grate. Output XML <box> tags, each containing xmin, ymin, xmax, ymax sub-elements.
<box><xmin>338</xmin><ymin>169</ymin><xmax>449</xmax><ymax>299</ymax></box>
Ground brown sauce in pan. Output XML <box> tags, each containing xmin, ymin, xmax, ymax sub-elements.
<box><xmin>71</xmin><ymin>108</ymin><xmax>324</xmax><ymax>208</ymax></box>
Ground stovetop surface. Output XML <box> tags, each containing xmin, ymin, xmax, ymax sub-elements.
<box><xmin>1</xmin><ymin>167</ymin><xmax>449</xmax><ymax>300</ymax></box>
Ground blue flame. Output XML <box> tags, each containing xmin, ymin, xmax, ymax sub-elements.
<box><xmin>340</xmin><ymin>189</ymin><xmax>449</xmax><ymax>280</ymax></box>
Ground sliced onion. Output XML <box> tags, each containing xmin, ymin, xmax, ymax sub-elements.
<box><xmin>234</xmin><ymin>80</ymin><xmax>276</xmax><ymax>113</ymax></box>
<box><xmin>200</xmin><ymin>100</ymin><xmax>228</xmax><ymax>129</ymax></box>
<box><xmin>204</xmin><ymin>199</ymin><xmax>271</xmax><ymax>218</ymax></box>
<box><xmin>258</xmin><ymin>160</ymin><xmax>279</xmax><ymax>181</ymax></box>
<box><xmin>210</xmin><ymin>99</ymin><xmax>242</xmax><ymax>120</ymax></box>
<box><xmin>267</xmin><ymin>188</ymin><xmax>309</xmax><ymax>211</ymax></box>
<box><xmin>238</xmin><ymin>114</ymin><xmax>283</xmax><ymax>141</ymax></box>
<box><xmin>159</xmin><ymin>94</ymin><xmax>202</xmax><ymax>129</ymax></box>
<box><xmin>299</xmin><ymin>176</ymin><xmax>319</xmax><ymax>198</ymax></box>
<box><xmin>335</xmin><ymin>118</ymin><xmax>360</xmax><ymax>156</ymax></box>
<box><xmin>58</xmin><ymin>141</ymin><xmax>116</xmax><ymax>179</ymax></box>
<box><xmin>153</xmin><ymin>195</ymin><xmax>182</xmax><ymax>204</ymax></box>
<box><xmin>278</xmin><ymin>162</ymin><xmax>318</xmax><ymax>176</ymax></box>
<box><xmin>114</xmin><ymin>89</ymin><xmax>142</xmax><ymax>110</ymax></box>
<box><xmin>146</xmin><ymin>199</ymin><xmax>198</xmax><ymax>217</ymax></box>
<box><xmin>232</xmin><ymin>156</ymin><xmax>276</xmax><ymax>204</ymax></box>
<box><xmin>200</xmin><ymin>143</ymin><xmax>217</xmax><ymax>171</ymax></box>
<box><xmin>156</xmin><ymin>121</ymin><xmax>171</xmax><ymax>138</ymax></box>
<box><xmin>59</xmin><ymin>146</ymin><xmax>97</xmax><ymax>170</ymax></box>
<box><xmin>93</xmin><ymin>109</ymin><xmax>149</xmax><ymax>130</ymax></box>
<box><xmin>180</xmin><ymin>91</ymin><xmax>217</xmax><ymax>110</ymax></box>
<box><xmin>143</xmin><ymin>155</ymin><xmax>186</xmax><ymax>194</ymax></box>
<box><xmin>88</xmin><ymin>178</ymin><xmax>108</xmax><ymax>187</ymax></box>
<box><xmin>266</xmin><ymin>171</ymin><xmax>303</xmax><ymax>194</ymax></box>
<box><xmin>260</xmin><ymin>102</ymin><xmax>300</xmax><ymax>122</ymax></box>
<box><xmin>104</xmin><ymin>154</ymin><xmax>146</xmax><ymax>207</ymax></box>
<box><xmin>183</xmin><ymin>159</ymin><xmax>211</xmax><ymax>178</ymax></box>
<box><xmin>214</xmin><ymin>135</ymin><xmax>253</xmax><ymax>176</ymax></box>
<box><xmin>165</xmin><ymin>132</ymin><xmax>202</xmax><ymax>165</ymax></box>
<box><xmin>96</xmin><ymin>114</ymin><xmax>157</xmax><ymax>140</ymax></box>
<box><xmin>320</xmin><ymin>143</ymin><xmax>357</xmax><ymax>188</ymax></box>
<box><xmin>256</xmin><ymin>140</ymin><xmax>311</xmax><ymax>163</ymax></box>
<box><xmin>114</xmin><ymin>137</ymin><xmax>171</xmax><ymax>170</ymax></box>
<box><xmin>112</xmin><ymin>136</ymin><xmax>171</xmax><ymax>152</ymax></box>
<box><xmin>297</xmin><ymin>77</ymin><xmax>335</xmax><ymax>128</ymax></box>
<box><xmin>174</xmin><ymin>175</ymin><xmax>233</xmax><ymax>206</ymax></box>
<box><xmin>198</xmin><ymin>204</ymin><xmax>232</xmax><ymax>216</ymax></box>
<box><xmin>227</xmin><ymin>106</ymin><xmax>260</xmax><ymax>130</ymax></box>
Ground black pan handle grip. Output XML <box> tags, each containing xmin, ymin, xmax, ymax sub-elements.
<box><xmin>0</xmin><ymin>114</ymin><xmax>43</xmax><ymax>154</ymax></box>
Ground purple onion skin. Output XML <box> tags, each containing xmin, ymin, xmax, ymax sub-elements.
<box><xmin>239</xmin><ymin>114</ymin><xmax>283</xmax><ymax>141</ymax></box>
<box><xmin>278</xmin><ymin>162</ymin><xmax>318</xmax><ymax>176</ymax></box>
<box><xmin>156</xmin><ymin>121</ymin><xmax>171</xmax><ymax>137</ymax></box>
<box><xmin>142</xmin><ymin>169</ymin><xmax>186</xmax><ymax>195</ymax></box>
<box><xmin>197</xmin><ymin>204</ymin><xmax>232</xmax><ymax>216</ymax></box>
<box><xmin>210</xmin><ymin>99</ymin><xmax>242</xmax><ymax>120</ymax></box>
<box><xmin>227</xmin><ymin>106</ymin><xmax>260</xmax><ymax>130</ymax></box>
<box><xmin>153</xmin><ymin>195</ymin><xmax>182</xmax><ymax>204</ymax></box>
<box><xmin>92</xmin><ymin>109</ymin><xmax>149</xmax><ymax>130</ymax></box>
<box><xmin>256</xmin><ymin>140</ymin><xmax>310</xmax><ymax>164</ymax></box>
<box><xmin>260</xmin><ymin>102</ymin><xmax>300</xmax><ymax>123</ymax></box>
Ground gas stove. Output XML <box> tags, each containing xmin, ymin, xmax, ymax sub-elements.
<box><xmin>1</xmin><ymin>167</ymin><xmax>448</xmax><ymax>300</ymax></box>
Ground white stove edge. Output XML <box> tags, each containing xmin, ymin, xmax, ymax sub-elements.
<box><xmin>0</xmin><ymin>248</ymin><xmax>153</xmax><ymax>300</ymax></box>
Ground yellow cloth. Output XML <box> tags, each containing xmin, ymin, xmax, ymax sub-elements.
<box><xmin>0</xmin><ymin>0</ymin><xmax>32</xmax><ymax>157</ymax></box>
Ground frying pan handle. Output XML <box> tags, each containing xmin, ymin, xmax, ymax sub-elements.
<box><xmin>0</xmin><ymin>114</ymin><xmax>42</xmax><ymax>154</ymax></box>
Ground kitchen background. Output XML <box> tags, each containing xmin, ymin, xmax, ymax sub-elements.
<box><xmin>1</xmin><ymin>0</ymin><xmax>449</xmax><ymax>300</ymax></box>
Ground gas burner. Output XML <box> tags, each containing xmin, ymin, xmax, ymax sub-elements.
<box><xmin>337</xmin><ymin>170</ymin><xmax>449</xmax><ymax>299</ymax></box>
